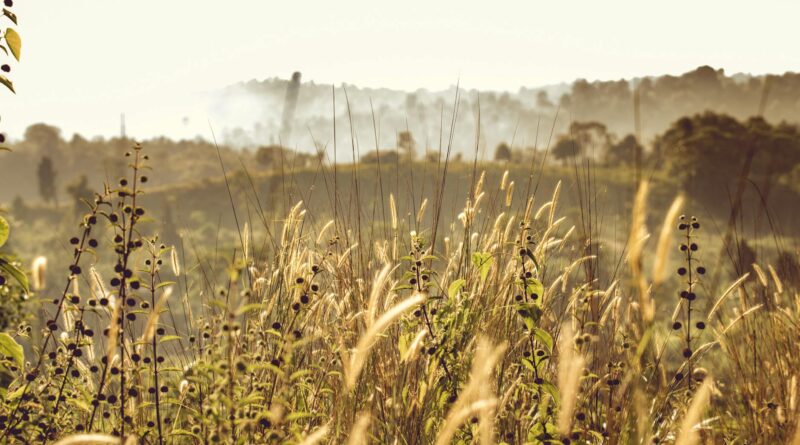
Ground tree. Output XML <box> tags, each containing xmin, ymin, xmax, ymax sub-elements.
<box><xmin>361</xmin><ymin>150</ymin><xmax>399</xmax><ymax>164</ymax></box>
<box><xmin>551</xmin><ymin>137</ymin><xmax>580</xmax><ymax>166</ymax></box>
<box><xmin>424</xmin><ymin>151</ymin><xmax>440</xmax><ymax>163</ymax></box>
<box><xmin>255</xmin><ymin>145</ymin><xmax>287</xmax><ymax>169</ymax></box>
<box><xmin>569</xmin><ymin>121</ymin><xmax>611</xmax><ymax>156</ymax></box>
<box><xmin>37</xmin><ymin>156</ymin><xmax>57</xmax><ymax>205</ymax></box>
<box><xmin>536</xmin><ymin>90</ymin><xmax>554</xmax><ymax>109</ymax></box>
<box><xmin>604</xmin><ymin>134</ymin><xmax>642</xmax><ymax>165</ymax></box>
<box><xmin>397</xmin><ymin>131</ymin><xmax>415</xmax><ymax>160</ymax></box>
<box><xmin>494</xmin><ymin>142</ymin><xmax>512</xmax><ymax>161</ymax></box>
<box><xmin>24</xmin><ymin>123</ymin><xmax>62</xmax><ymax>152</ymax></box>
<box><xmin>655</xmin><ymin>112</ymin><xmax>800</xmax><ymax>193</ymax></box>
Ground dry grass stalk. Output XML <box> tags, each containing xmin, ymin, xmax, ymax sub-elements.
<box><xmin>52</xmin><ymin>434</ymin><xmax>123</xmax><ymax>445</ymax></box>
<box><xmin>628</xmin><ymin>180</ymin><xmax>653</xmax><ymax>321</ymax></box>
<box><xmin>346</xmin><ymin>413</ymin><xmax>371</xmax><ymax>445</ymax></box>
<box><xmin>707</xmin><ymin>273</ymin><xmax>750</xmax><ymax>320</ymax></box>
<box><xmin>675</xmin><ymin>376</ymin><xmax>714</xmax><ymax>445</ymax></box>
<box><xmin>31</xmin><ymin>256</ymin><xmax>47</xmax><ymax>291</ymax></box>
<box><xmin>557</xmin><ymin>323</ymin><xmax>585</xmax><ymax>435</ymax></box>
<box><xmin>434</xmin><ymin>338</ymin><xmax>507</xmax><ymax>445</ymax></box>
<box><xmin>345</xmin><ymin>292</ymin><xmax>425</xmax><ymax>389</ymax></box>
<box><xmin>653</xmin><ymin>194</ymin><xmax>684</xmax><ymax>285</ymax></box>
<box><xmin>298</xmin><ymin>422</ymin><xmax>330</xmax><ymax>445</ymax></box>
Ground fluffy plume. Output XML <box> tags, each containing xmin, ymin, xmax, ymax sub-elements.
<box><xmin>435</xmin><ymin>338</ymin><xmax>507</xmax><ymax>445</ymax></box>
<box><xmin>345</xmin><ymin>413</ymin><xmax>371</xmax><ymax>445</ymax></box>
<box><xmin>675</xmin><ymin>376</ymin><xmax>714</xmax><ymax>445</ymax></box>
<box><xmin>557</xmin><ymin>323</ymin><xmax>585</xmax><ymax>435</ymax></box>
<box><xmin>52</xmin><ymin>434</ymin><xmax>123</xmax><ymax>445</ymax></box>
<box><xmin>31</xmin><ymin>256</ymin><xmax>47</xmax><ymax>291</ymax></box>
<box><xmin>653</xmin><ymin>194</ymin><xmax>684</xmax><ymax>285</ymax></box>
<box><xmin>345</xmin><ymin>292</ymin><xmax>425</xmax><ymax>389</ymax></box>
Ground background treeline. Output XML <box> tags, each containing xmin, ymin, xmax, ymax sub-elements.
<box><xmin>3</xmin><ymin>110</ymin><xmax>800</xmax><ymax>227</ymax></box>
<box><xmin>210</xmin><ymin>66</ymin><xmax>800</xmax><ymax>157</ymax></box>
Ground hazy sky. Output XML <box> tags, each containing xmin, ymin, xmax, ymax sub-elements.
<box><xmin>3</xmin><ymin>0</ymin><xmax>797</xmax><ymax>140</ymax></box>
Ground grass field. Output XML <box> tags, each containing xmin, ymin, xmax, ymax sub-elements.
<box><xmin>0</xmin><ymin>140</ymin><xmax>799</xmax><ymax>444</ymax></box>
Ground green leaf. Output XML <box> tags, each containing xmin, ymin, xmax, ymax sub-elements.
<box><xmin>398</xmin><ymin>332</ymin><xmax>409</xmax><ymax>359</ymax></box>
<box><xmin>447</xmin><ymin>278</ymin><xmax>466</xmax><ymax>300</ymax></box>
<box><xmin>0</xmin><ymin>216</ymin><xmax>8</xmax><ymax>247</ymax></box>
<box><xmin>66</xmin><ymin>397</ymin><xmax>91</xmax><ymax>413</ymax></box>
<box><xmin>533</xmin><ymin>328</ymin><xmax>553</xmax><ymax>352</ymax></box>
<box><xmin>515</xmin><ymin>302</ymin><xmax>542</xmax><ymax>331</ymax></box>
<box><xmin>526</xmin><ymin>278</ymin><xmax>544</xmax><ymax>300</ymax></box>
<box><xmin>541</xmin><ymin>381</ymin><xmax>560</xmax><ymax>406</ymax></box>
<box><xmin>4</xmin><ymin>27</ymin><xmax>20</xmax><ymax>61</ymax></box>
<box><xmin>471</xmin><ymin>252</ymin><xmax>493</xmax><ymax>281</ymax></box>
<box><xmin>0</xmin><ymin>258</ymin><xmax>28</xmax><ymax>292</ymax></box>
<box><xmin>3</xmin><ymin>9</ymin><xmax>17</xmax><ymax>25</ymax></box>
<box><xmin>521</xmin><ymin>357</ymin><xmax>536</xmax><ymax>373</ymax></box>
<box><xmin>0</xmin><ymin>74</ymin><xmax>13</xmax><ymax>93</ymax></box>
<box><xmin>0</xmin><ymin>333</ymin><xmax>23</xmax><ymax>367</ymax></box>
<box><xmin>5</xmin><ymin>384</ymin><xmax>24</xmax><ymax>401</ymax></box>
<box><xmin>636</xmin><ymin>327</ymin><xmax>653</xmax><ymax>360</ymax></box>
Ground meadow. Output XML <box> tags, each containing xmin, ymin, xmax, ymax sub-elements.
<box><xmin>1</xmin><ymin>125</ymin><xmax>799</xmax><ymax>445</ymax></box>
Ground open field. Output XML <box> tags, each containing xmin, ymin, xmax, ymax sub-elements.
<box><xmin>1</xmin><ymin>137</ymin><xmax>800</xmax><ymax>443</ymax></box>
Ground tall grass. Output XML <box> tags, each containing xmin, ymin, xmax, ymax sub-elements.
<box><xmin>0</xmin><ymin>141</ymin><xmax>798</xmax><ymax>445</ymax></box>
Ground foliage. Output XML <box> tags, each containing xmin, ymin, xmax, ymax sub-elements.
<box><xmin>604</xmin><ymin>134</ymin><xmax>641</xmax><ymax>165</ymax></box>
<box><xmin>655</xmin><ymin>112</ymin><xmax>800</xmax><ymax>192</ymax></box>
<box><xmin>551</xmin><ymin>136</ymin><xmax>580</xmax><ymax>164</ymax></box>
<box><xmin>0</xmin><ymin>1</ymin><xmax>19</xmax><ymax>150</ymax></box>
<box><xmin>493</xmin><ymin>142</ymin><xmax>511</xmax><ymax>162</ymax></box>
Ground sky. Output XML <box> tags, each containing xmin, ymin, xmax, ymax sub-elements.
<box><xmin>2</xmin><ymin>0</ymin><xmax>798</xmax><ymax>141</ymax></box>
